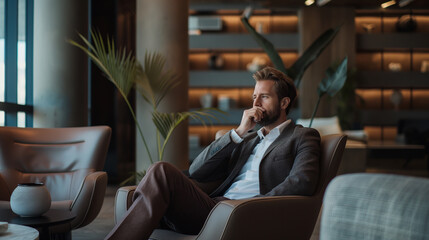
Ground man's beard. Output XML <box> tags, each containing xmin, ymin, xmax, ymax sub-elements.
<box><xmin>258</xmin><ymin>107</ymin><xmax>281</xmax><ymax>127</ymax></box>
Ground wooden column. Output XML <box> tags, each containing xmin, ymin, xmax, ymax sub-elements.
<box><xmin>298</xmin><ymin>7</ymin><xmax>356</xmax><ymax>119</ymax></box>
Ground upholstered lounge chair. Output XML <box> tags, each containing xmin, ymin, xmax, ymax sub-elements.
<box><xmin>0</xmin><ymin>126</ymin><xmax>111</xmax><ymax>230</ymax></box>
<box><xmin>321</xmin><ymin>173</ymin><xmax>429</xmax><ymax>240</ymax></box>
<box><xmin>115</xmin><ymin>134</ymin><xmax>347</xmax><ymax>240</ymax></box>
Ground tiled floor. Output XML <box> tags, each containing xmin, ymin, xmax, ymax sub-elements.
<box><xmin>72</xmin><ymin>185</ymin><xmax>118</xmax><ymax>240</ymax></box>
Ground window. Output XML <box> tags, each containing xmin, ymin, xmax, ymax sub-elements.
<box><xmin>0</xmin><ymin>0</ymin><xmax>33</xmax><ymax>127</ymax></box>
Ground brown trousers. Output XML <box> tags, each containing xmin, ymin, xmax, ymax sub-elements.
<box><xmin>105</xmin><ymin>162</ymin><xmax>222</xmax><ymax>240</ymax></box>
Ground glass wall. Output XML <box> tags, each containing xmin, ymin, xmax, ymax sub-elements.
<box><xmin>0</xmin><ymin>0</ymin><xmax>33</xmax><ymax>127</ymax></box>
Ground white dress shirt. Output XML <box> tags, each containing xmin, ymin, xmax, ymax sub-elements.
<box><xmin>223</xmin><ymin>120</ymin><xmax>291</xmax><ymax>200</ymax></box>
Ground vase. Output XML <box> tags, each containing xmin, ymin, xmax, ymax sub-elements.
<box><xmin>200</xmin><ymin>93</ymin><xmax>213</xmax><ymax>108</ymax></box>
<box><xmin>10</xmin><ymin>183</ymin><xmax>51</xmax><ymax>217</ymax></box>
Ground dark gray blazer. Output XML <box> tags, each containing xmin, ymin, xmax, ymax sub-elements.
<box><xmin>189</xmin><ymin>121</ymin><xmax>321</xmax><ymax>198</ymax></box>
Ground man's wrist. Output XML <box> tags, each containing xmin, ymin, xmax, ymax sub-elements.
<box><xmin>230</xmin><ymin>129</ymin><xmax>244</xmax><ymax>143</ymax></box>
<box><xmin>235</xmin><ymin>126</ymin><xmax>247</xmax><ymax>137</ymax></box>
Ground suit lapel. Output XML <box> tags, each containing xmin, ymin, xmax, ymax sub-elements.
<box><xmin>261</xmin><ymin>121</ymin><xmax>295</xmax><ymax>160</ymax></box>
<box><xmin>232</xmin><ymin>133</ymin><xmax>260</xmax><ymax>173</ymax></box>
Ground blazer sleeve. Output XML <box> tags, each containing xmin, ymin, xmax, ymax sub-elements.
<box><xmin>258</xmin><ymin>128</ymin><xmax>321</xmax><ymax>197</ymax></box>
<box><xmin>189</xmin><ymin>130</ymin><xmax>239</xmax><ymax>182</ymax></box>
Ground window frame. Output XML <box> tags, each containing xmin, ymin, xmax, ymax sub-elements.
<box><xmin>1</xmin><ymin>0</ymin><xmax>33</xmax><ymax>127</ymax></box>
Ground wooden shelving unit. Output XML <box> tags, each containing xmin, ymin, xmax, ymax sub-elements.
<box><xmin>361</xmin><ymin>110</ymin><xmax>429</xmax><ymax>126</ymax></box>
<box><xmin>357</xmin><ymin>71</ymin><xmax>429</xmax><ymax>89</ymax></box>
<box><xmin>357</xmin><ymin>33</ymin><xmax>429</xmax><ymax>50</ymax></box>
<box><xmin>355</xmin><ymin>10</ymin><xmax>429</xmax><ymax>141</ymax></box>
<box><xmin>190</xmin><ymin>71</ymin><xmax>255</xmax><ymax>87</ymax></box>
<box><xmin>190</xmin><ymin>33</ymin><xmax>299</xmax><ymax>50</ymax></box>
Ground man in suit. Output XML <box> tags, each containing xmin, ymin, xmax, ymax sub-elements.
<box><xmin>105</xmin><ymin>67</ymin><xmax>320</xmax><ymax>240</ymax></box>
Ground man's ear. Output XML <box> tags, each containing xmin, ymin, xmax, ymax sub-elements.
<box><xmin>281</xmin><ymin>97</ymin><xmax>290</xmax><ymax>110</ymax></box>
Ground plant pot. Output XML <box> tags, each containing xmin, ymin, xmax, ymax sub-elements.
<box><xmin>10</xmin><ymin>183</ymin><xmax>51</xmax><ymax>217</ymax></box>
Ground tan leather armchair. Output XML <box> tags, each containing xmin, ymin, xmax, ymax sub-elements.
<box><xmin>0</xmin><ymin>126</ymin><xmax>111</xmax><ymax>229</ymax></box>
<box><xmin>115</xmin><ymin>134</ymin><xmax>347</xmax><ymax>240</ymax></box>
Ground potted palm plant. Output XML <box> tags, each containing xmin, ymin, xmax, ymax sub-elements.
<box><xmin>69</xmin><ymin>31</ymin><xmax>217</xmax><ymax>183</ymax></box>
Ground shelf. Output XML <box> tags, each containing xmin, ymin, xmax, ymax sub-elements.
<box><xmin>357</xmin><ymin>33</ymin><xmax>429</xmax><ymax>50</ymax></box>
<box><xmin>361</xmin><ymin>110</ymin><xmax>429</xmax><ymax>126</ymax></box>
<box><xmin>190</xmin><ymin>33</ymin><xmax>299</xmax><ymax>50</ymax></box>
<box><xmin>190</xmin><ymin>71</ymin><xmax>255</xmax><ymax>87</ymax></box>
<box><xmin>189</xmin><ymin>108</ymin><xmax>243</xmax><ymax>125</ymax></box>
<box><xmin>189</xmin><ymin>108</ymin><xmax>301</xmax><ymax>126</ymax></box>
<box><xmin>357</xmin><ymin>71</ymin><xmax>429</xmax><ymax>89</ymax></box>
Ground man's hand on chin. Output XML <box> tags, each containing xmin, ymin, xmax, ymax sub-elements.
<box><xmin>235</xmin><ymin>107</ymin><xmax>265</xmax><ymax>137</ymax></box>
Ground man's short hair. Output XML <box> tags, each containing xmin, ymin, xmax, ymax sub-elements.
<box><xmin>252</xmin><ymin>66</ymin><xmax>297</xmax><ymax>114</ymax></box>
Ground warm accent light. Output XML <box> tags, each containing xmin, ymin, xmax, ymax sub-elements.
<box><xmin>381</xmin><ymin>0</ymin><xmax>396</xmax><ymax>8</ymax></box>
<box><xmin>305</xmin><ymin>0</ymin><xmax>315</xmax><ymax>6</ymax></box>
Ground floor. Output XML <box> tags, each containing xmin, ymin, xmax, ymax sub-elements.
<box><xmin>72</xmin><ymin>185</ymin><xmax>118</xmax><ymax>240</ymax></box>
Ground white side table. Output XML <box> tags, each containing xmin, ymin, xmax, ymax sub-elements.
<box><xmin>0</xmin><ymin>223</ymin><xmax>39</xmax><ymax>240</ymax></box>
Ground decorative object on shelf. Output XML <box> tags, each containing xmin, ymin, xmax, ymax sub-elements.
<box><xmin>208</xmin><ymin>53</ymin><xmax>224</xmax><ymax>70</ymax></box>
<box><xmin>391</xmin><ymin>89</ymin><xmax>403</xmax><ymax>110</ymax></box>
<box><xmin>189</xmin><ymin>16</ymin><xmax>222</xmax><ymax>31</ymax></box>
<box><xmin>396</xmin><ymin>14</ymin><xmax>417</xmax><ymax>32</ymax></box>
<box><xmin>388</xmin><ymin>62</ymin><xmax>402</xmax><ymax>72</ymax></box>
<box><xmin>246</xmin><ymin>56</ymin><xmax>268</xmax><ymax>72</ymax></box>
<box><xmin>200</xmin><ymin>93</ymin><xmax>213</xmax><ymax>108</ymax></box>
<box><xmin>0</xmin><ymin>222</ymin><xmax>8</xmax><ymax>234</ymax></box>
<box><xmin>362</xmin><ymin>23</ymin><xmax>376</xmax><ymax>33</ymax></box>
<box><xmin>70</xmin><ymin>31</ymin><xmax>219</xmax><ymax>185</ymax></box>
<box><xmin>10</xmin><ymin>183</ymin><xmax>51</xmax><ymax>217</ymax></box>
<box><xmin>241</xmin><ymin>6</ymin><xmax>340</xmax><ymax>88</ymax></box>
<box><xmin>256</xmin><ymin>22</ymin><xmax>264</xmax><ymax>34</ymax></box>
<box><xmin>218</xmin><ymin>95</ymin><xmax>236</xmax><ymax>111</ymax></box>
<box><xmin>421</xmin><ymin>60</ymin><xmax>429</xmax><ymax>73</ymax></box>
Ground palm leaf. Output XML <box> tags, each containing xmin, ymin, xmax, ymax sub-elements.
<box><xmin>241</xmin><ymin>6</ymin><xmax>340</xmax><ymax>88</ymax></box>
<box><xmin>309</xmin><ymin>57</ymin><xmax>348</xmax><ymax>127</ymax></box>
<box><xmin>317</xmin><ymin>57</ymin><xmax>348</xmax><ymax>97</ymax></box>
<box><xmin>69</xmin><ymin>31</ymin><xmax>137</xmax><ymax>97</ymax></box>
<box><xmin>152</xmin><ymin>109</ymin><xmax>218</xmax><ymax>161</ymax></box>
<box><xmin>290</xmin><ymin>26</ymin><xmax>341</xmax><ymax>87</ymax></box>
<box><xmin>137</xmin><ymin>52</ymin><xmax>179</xmax><ymax>108</ymax></box>
<box><xmin>152</xmin><ymin>110</ymin><xmax>217</xmax><ymax>139</ymax></box>
<box><xmin>240</xmin><ymin>7</ymin><xmax>288</xmax><ymax>75</ymax></box>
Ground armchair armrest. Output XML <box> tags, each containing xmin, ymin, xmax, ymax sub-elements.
<box><xmin>0</xmin><ymin>174</ymin><xmax>10</xmax><ymax>201</ymax></box>
<box><xmin>114</xmin><ymin>185</ymin><xmax>137</xmax><ymax>224</ymax></box>
<box><xmin>71</xmin><ymin>171</ymin><xmax>108</xmax><ymax>228</ymax></box>
<box><xmin>197</xmin><ymin>196</ymin><xmax>321</xmax><ymax>240</ymax></box>
<box><xmin>114</xmin><ymin>187</ymin><xmax>322</xmax><ymax>240</ymax></box>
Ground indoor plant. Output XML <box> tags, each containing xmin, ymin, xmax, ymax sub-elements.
<box><xmin>69</xmin><ymin>31</ymin><xmax>217</xmax><ymax>183</ymax></box>
<box><xmin>241</xmin><ymin>6</ymin><xmax>341</xmax><ymax>88</ymax></box>
<box><xmin>241</xmin><ymin>6</ymin><xmax>348</xmax><ymax>127</ymax></box>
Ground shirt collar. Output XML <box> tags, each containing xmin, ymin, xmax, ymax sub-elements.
<box><xmin>257</xmin><ymin>119</ymin><xmax>291</xmax><ymax>140</ymax></box>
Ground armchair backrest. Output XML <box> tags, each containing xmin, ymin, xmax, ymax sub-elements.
<box><xmin>314</xmin><ymin>134</ymin><xmax>347</xmax><ymax>199</ymax></box>
<box><xmin>0</xmin><ymin>126</ymin><xmax>111</xmax><ymax>201</ymax></box>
